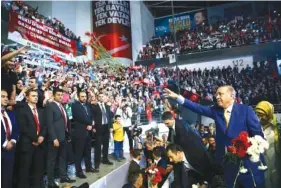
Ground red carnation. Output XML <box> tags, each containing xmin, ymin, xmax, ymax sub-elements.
<box><xmin>228</xmin><ymin>146</ymin><xmax>237</xmax><ymax>154</ymax></box>
<box><xmin>85</xmin><ymin>31</ymin><xmax>91</xmax><ymax>36</ymax></box>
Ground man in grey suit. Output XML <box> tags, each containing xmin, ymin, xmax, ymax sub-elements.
<box><xmin>46</xmin><ymin>89</ymin><xmax>75</xmax><ymax>188</ymax></box>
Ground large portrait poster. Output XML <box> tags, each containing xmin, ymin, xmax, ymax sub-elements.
<box><xmin>154</xmin><ymin>10</ymin><xmax>207</xmax><ymax>36</ymax></box>
<box><xmin>8</xmin><ymin>11</ymin><xmax>77</xmax><ymax>61</ymax></box>
<box><xmin>92</xmin><ymin>1</ymin><xmax>132</xmax><ymax>65</ymax></box>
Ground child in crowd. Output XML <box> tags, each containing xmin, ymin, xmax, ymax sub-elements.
<box><xmin>113</xmin><ymin>115</ymin><xmax>125</xmax><ymax>161</ymax></box>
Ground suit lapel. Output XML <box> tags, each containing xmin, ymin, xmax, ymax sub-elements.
<box><xmin>217</xmin><ymin>108</ymin><xmax>227</xmax><ymax>134</ymax></box>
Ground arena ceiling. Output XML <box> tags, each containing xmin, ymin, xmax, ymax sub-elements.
<box><xmin>144</xmin><ymin>1</ymin><xmax>235</xmax><ymax>18</ymax></box>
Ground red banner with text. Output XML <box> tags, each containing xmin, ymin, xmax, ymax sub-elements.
<box><xmin>8</xmin><ymin>11</ymin><xmax>76</xmax><ymax>58</ymax></box>
<box><xmin>92</xmin><ymin>1</ymin><xmax>132</xmax><ymax>64</ymax></box>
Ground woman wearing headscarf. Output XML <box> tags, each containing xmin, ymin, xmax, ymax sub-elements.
<box><xmin>255</xmin><ymin>101</ymin><xmax>281</xmax><ymax>188</ymax></box>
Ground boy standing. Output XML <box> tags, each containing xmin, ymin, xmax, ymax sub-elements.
<box><xmin>113</xmin><ymin>115</ymin><xmax>125</xmax><ymax>161</ymax></box>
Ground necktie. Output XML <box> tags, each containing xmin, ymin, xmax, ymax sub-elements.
<box><xmin>224</xmin><ymin>109</ymin><xmax>230</xmax><ymax>128</ymax></box>
<box><xmin>101</xmin><ymin>103</ymin><xmax>108</xmax><ymax>125</ymax></box>
<box><xmin>1</xmin><ymin>110</ymin><xmax>11</xmax><ymax>139</ymax></box>
<box><xmin>32</xmin><ymin>108</ymin><xmax>41</xmax><ymax>134</ymax></box>
<box><xmin>169</xmin><ymin>128</ymin><xmax>175</xmax><ymax>143</ymax></box>
<box><xmin>82</xmin><ymin>104</ymin><xmax>88</xmax><ymax>115</ymax></box>
<box><xmin>58</xmin><ymin>104</ymin><xmax>68</xmax><ymax>132</ymax></box>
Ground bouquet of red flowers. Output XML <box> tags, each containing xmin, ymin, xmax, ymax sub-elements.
<box><xmin>224</xmin><ymin>131</ymin><xmax>269</xmax><ymax>188</ymax></box>
<box><xmin>145</xmin><ymin>165</ymin><xmax>164</xmax><ymax>185</ymax></box>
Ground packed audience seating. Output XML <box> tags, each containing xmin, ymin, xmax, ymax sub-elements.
<box><xmin>1</xmin><ymin>1</ymin><xmax>85</xmax><ymax>52</ymax></box>
<box><xmin>138</xmin><ymin>11</ymin><xmax>281</xmax><ymax>60</ymax></box>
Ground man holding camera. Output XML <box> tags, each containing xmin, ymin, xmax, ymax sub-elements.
<box><xmin>116</xmin><ymin>99</ymin><xmax>133</xmax><ymax>153</ymax></box>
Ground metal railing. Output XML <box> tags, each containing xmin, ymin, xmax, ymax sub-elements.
<box><xmin>131</xmin><ymin>111</ymin><xmax>163</xmax><ymax>126</ymax></box>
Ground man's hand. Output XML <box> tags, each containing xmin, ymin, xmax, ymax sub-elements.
<box><xmin>32</xmin><ymin>142</ymin><xmax>39</xmax><ymax>146</ymax></box>
<box><xmin>5</xmin><ymin>141</ymin><xmax>14</xmax><ymax>150</ymax></box>
<box><xmin>110</xmin><ymin>128</ymin><xmax>113</xmax><ymax>133</ymax></box>
<box><xmin>53</xmin><ymin>139</ymin><xmax>60</xmax><ymax>147</ymax></box>
<box><xmin>166</xmin><ymin>164</ymin><xmax>173</xmax><ymax>173</ymax></box>
<box><xmin>93</xmin><ymin>129</ymin><xmax>96</xmax><ymax>133</ymax></box>
<box><xmin>8</xmin><ymin>100</ymin><xmax>16</xmax><ymax>106</ymax></box>
<box><xmin>6</xmin><ymin>106</ymin><xmax>13</xmax><ymax>111</ymax></box>
<box><xmin>87</xmin><ymin>125</ymin><xmax>92</xmax><ymax>131</ymax></box>
<box><xmin>163</xmin><ymin>88</ymin><xmax>179</xmax><ymax>99</ymax></box>
<box><xmin>37</xmin><ymin>136</ymin><xmax>44</xmax><ymax>144</ymax></box>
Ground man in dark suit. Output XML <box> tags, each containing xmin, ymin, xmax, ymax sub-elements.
<box><xmin>72</xmin><ymin>91</ymin><xmax>95</xmax><ymax>178</ymax></box>
<box><xmin>153</xmin><ymin>147</ymin><xmax>168</xmax><ymax>188</ymax></box>
<box><xmin>128</xmin><ymin>149</ymin><xmax>143</xmax><ymax>175</ymax></box>
<box><xmin>46</xmin><ymin>89</ymin><xmax>76</xmax><ymax>187</ymax></box>
<box><xmin>164</xmin><ymin>86</ymin><xmax>265</xmax><ymax>188</ymax></box>
<box><xmin>91</xmin><ymin>92</ymin><xmax>113</xmax><ymax>171</ymax></box>
<box><xmin>162</xmin><ymin>111</ymin><xmax>216</xmax><ymax>186</ymax></box>
<box><xmin>1</xmin><ymin>89</ymin><xmax>20</xmax><ymax>188</ymax></box>
<box><xmin>153</xmin><ymin>147</ymin><xmax>168</xmax><ymax>169</ymax></box>
<box><xmin>17</xmin><ymin>89</ymin><xmax>47</xmax><ymax>188</ymax></box>
<box><xmin>166</xmin><ymin>144</ymin><xmax>206</xmax><ymax>188</ymax></box>
<box><xmin>122</xmin><ymin>172</ymin><xmax>143</xmax><ymax>188</ymax></box>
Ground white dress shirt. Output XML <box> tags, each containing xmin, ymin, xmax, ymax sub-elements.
<box><xmin>98</xmin><ymin>102</ymin><xmax>108</xmax><ymax>125</ymax></box>
<box><xmin>1</xmin><ymin>110</ymin><xmax>16</xmax><ymax>148</ymax></box>
<box><xmin>182</xmin><ymin>154</ymin><xmax>195</xmax><ymax>171</ymax></box>
<box><xmin>54</xmin><ymin>101</ymin><xmax>67</xmax><ymax>120</ymax></box>
<box><xmin>133</xmin><ymin>158</ymin><xmax>140</xmax><ymax>165</ymax></box>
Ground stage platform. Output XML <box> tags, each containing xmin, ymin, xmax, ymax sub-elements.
<box><xmin>61</xmin><ymin>154</ymin><xmax>130</xmax><ymax>188</ymax></box>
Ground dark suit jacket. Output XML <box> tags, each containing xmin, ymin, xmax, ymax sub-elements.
<box><xmin>1</xmin><ymin>110</ymin><xmax>20</xmax><ymax>146</ymax></box>
<box><xmin>172</xmin><ymin>162</ymin><xmax>189</xmax><ymax>188</ymax></box>
<box><xmin>172</xmin><ymin>162</ymin><xmax>203</xmax><ymax>188</ymax></box>
<box><xmin>168</xmin><ymin>119</ymin><xmax>216</xmax><ymax>183</ymax></box>
<box><xmin>71</xmin><ymin>101</ymin><xmax>93</xmax><ymax>138</ymax></box>
<box><xmin>156</xmin><ymin>158</ymin><xmax>168</xmax><ymax>169</ymax></box>
<box><xmin>91</xmin><ymin>103</ymin><xmax>113</xmax><ymax>133</ymax></box>
<box><xmin>45</xmin><ymin>102</ymin><xmax>70</xmax><ymax>142</ymax></box>
<box><xmin>122</xmin><ymin>183</ymin><xmax>135</xmax><ymax>188</ymax></box>
<box><xmin>128</xmin><ymin>160</ymin><xmax>141</xmax><ymax>174</ymax></box>
<box><xmin>17</xmin><ymin>104</ymin><xmax>47</xmax><ymax>152</ymax></box>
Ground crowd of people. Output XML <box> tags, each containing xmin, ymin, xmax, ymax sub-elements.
<box><xmin>1</xmin><ymin>45</ymin><xmax>281</xmax><ymax>188</ymax></box>
<box><xmin>138</xmin><ymin>11</ymin><xmax>281</xmax><ymax>60</ymax></box>
<box><xmin>1</xmin><ymin>1</ymin><xmax>83</xmax><ymax>45</ymax></box>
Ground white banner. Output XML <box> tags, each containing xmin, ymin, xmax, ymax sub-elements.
<box><xmin>8</xmin><ymin>32</ymin><xmax>77</xmax><ymax>62</ymax></box>
<box><xmin>25</xmin><ymin>60</ymin><xmax>60</xmax><ymax>69</ymax></box>
<box><xmin>178</xmin><ymin>56</ymin><xmax>253</xmax><ymax>71</ymax></box>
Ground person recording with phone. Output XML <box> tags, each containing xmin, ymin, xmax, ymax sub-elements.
<box><xmin>116</xmin><ymin>99</ymin><xmax>133</xmax><ymax>153</ymax></box>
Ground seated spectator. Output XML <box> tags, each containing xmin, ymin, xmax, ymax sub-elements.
<box><xmin>202</xmin><ymin>137</ymin><xmax>209</xmax><ymax>149</ymax></box>
<box><xmin>208</xmin><ymin>123</ymin><xmax>216</xmax><ymax>136</ymax></box>
<box><xmin>144</xmin><ymin>132</ymin><xmax>156</xmax><ymax>166</ymax></box>
<box><xmin>161</xmin><ymin>134</ymin><xmax>169</xmax><ymax>148</ymax></box>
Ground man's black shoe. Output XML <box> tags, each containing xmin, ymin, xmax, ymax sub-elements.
<box><xmin>86</xmin><ymin>167</ymin><xmax>99</xmax><ymax>173</ymax></box>
<box><xmin>48</xmin><ymin>183</ymin><xmax>59</xmax><ymax>188</ymax></box>
<box><xmin>60</xmin><ymin>177</ymin><xmax>76</xmax><ymax>183</ymax></box>
<box><xmin>76</xmin><ymin>172</ymin><xmax>87</xmax><ymax>179</ymax></box>
<box><xmin>102</xmin><ymin>160</ymin><xmax>113</xmax><ymax>165</ymax></box>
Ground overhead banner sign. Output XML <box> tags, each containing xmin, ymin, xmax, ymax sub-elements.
<box><xmin>92</xmin><ymin>1</ymin><xmax>132</xmax><ymax>65</ymax></box>
<box><xmin>8</xmin><ymin>11</ymin><xmax>77</xmax><ymax>61</ymax></box>
<box><xmin>178</xmin><ymin>56</ymin><xmax>253</xmax><ymax>71</ymax></box>
<box><xmin>154</xmin><ymin>10</ymin><xmax>207</xmax><ymax>36</ymax></box>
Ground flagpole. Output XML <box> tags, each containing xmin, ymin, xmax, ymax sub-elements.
<box><xmin>171</xmin><ymin>0</ymin><xmax>181</xmax><ymax>95</ymax></box>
